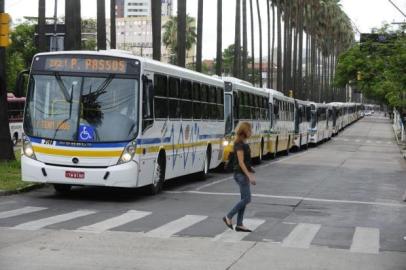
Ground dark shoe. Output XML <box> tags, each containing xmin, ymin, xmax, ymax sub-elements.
<box><xmin>235</xmin><ymin>226</ymin><xmax>252</xmax><ymax>232</ymax></box>
<box><xmin>222</xmin><ymin>217</ymin><xmax>233</xmax><ymax>230</ymax></box>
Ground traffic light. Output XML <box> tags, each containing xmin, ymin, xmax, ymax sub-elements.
<box><xmin>0</xmin><ymin>13</ymin><xmax>10</xmax><ymax>47</ymax></box>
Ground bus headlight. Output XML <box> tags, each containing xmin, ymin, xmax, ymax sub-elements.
<box><xmin>118</xmin><ymin>143</ymin><xmax>136</xmax><ymax>164</ymax></box>
<box><xmin>23</xmin><ymin>139</ymin><xmax>36</xmax><ymax>160</ymax></box>
<box><xmin>222</xmin><ymin>140</ymin><xmax>229</xmax><ymax>147</ymax></box>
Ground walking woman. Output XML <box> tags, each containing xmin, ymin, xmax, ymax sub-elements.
<box><xmin>223</xmin><ymin>122</ymin><xmax>256</xmax><ymax>232</ymax></box>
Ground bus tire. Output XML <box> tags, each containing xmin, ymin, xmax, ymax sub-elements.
<box><xmin>198</xmin><ymin>147</ymin><xmax>211</xmax><ymax>180</ymax></box>
<box><xmin>149</xmin><ymin>153</ymin><xmax>165</xmax><ymax>195</ymax></box>
<box><xmin>53</xmin><ymin>184</ymin><xmax>72</xmax><ymax>194</ymax></box>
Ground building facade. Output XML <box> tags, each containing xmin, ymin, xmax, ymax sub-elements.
<box><xmin>121</xmin><ymin>0</ymin><xmax>173</xmax><ymax>17</ymax></box>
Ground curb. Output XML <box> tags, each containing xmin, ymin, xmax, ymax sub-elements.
<box><xmin>0</xmin><ymin>183</ymin><xmax>46</xmax><ymax>196</ymax></box>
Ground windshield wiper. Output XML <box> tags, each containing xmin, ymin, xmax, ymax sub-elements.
<box><xmin>55</xmin><ymin>73</ymin><xmax>72</xmax><ymax>102</ymax></box>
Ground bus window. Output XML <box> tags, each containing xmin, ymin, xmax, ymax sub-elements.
<box><xmin>201</xmin><ymin>85</ymin><xmax>209</xmax><ymax>102</ymax></box>
<box><xmin>154</xmin><ymin>74</ymin><xmax>167</xmax><ymax>97</ymax></box>
<box><xmin>192</xmin><ymin>83</ymin><xmax>200</xmax><ymax>101</ymax></box>
<box><xmin>209</xmin><ymin>86</ymin><xmax>216</xmax><ymax>103</ymax></box>
<box><xmin>180</xmin><ymin>80</ymin><xmax>192</xmax><ymax>100</ymax></box>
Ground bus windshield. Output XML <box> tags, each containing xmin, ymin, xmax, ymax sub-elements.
<box><xmin>24</xmin><ymin>74</ymin><xmax>139</xmax><ymax>142</ymax></box>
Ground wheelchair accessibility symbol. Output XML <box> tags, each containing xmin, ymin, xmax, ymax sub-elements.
<box><xmin>79</xmin><ymin>125</ymin><xmax>95</xmax><ymax>142</ymax></box>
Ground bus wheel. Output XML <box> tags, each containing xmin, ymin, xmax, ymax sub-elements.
<box><xmin>149</xmin><ymin>155</ymin><xmax>165</xmax><ymax>195</ymax></box>
<box><xmin>198</xmin><ymin>148</ymin><xmax>211</xmax><ymax>180</ymax></box>
<box><xmin>53</xmin><ymin>184</ymin><xmax>72</xmax><ymax>194</ymax></box>
<box><xmin>12</xmin><ymin>133</ymin><xmax>18</xmax><ymax>146</ymax></box>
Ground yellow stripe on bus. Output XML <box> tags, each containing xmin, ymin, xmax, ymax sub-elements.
<box><xmin>33</xmin><ymin>146</ymin><xmax>122</xmax><ymax>157</ymax></box>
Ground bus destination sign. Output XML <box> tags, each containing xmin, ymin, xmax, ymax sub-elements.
<box><xmin>44</xmin><ymin>57</ymin><xmax>127</xmax><ymax>74</ymax></box>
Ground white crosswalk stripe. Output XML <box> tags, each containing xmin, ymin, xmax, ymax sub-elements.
<box><xmin>282</xmin><ymin>223</ymin><xmax>321</xmax><ymax>249</ymax></box>
<box><xmin>0</xmin><ymin>206</ymin><xmax>47</xmax><ymax>219</ymax></box>
<box><xmin>145</xmin><ymin>215</ymin><xmax>207</xmax><ymax>238</ymax></box>
<box><xmin>77</xmin><ymin>210</ymin><xmax>151</xmax><ymax>233</ymax></box>
<box><xmin>13</xmin><ymin>210</ymin><xmax>96</xmax><ymax>231</ymax></box>
<box><xmin>376</xmin><ymin>141</ymin><xmax>382</xmax><ymax>144</ymax></box>
<box><xmin>366</xmin><ymin>140</ymin><xmax>371</xmax><ymax>143</ymax></box>
<box><xmin>350</xmin><ymin>227</ymin><xmax>380</xmax><ymax>254</ymax></box>
<box><xmin>213</xmin><ymin>218</ymin><xmax>265</xmax><ymax>242</ymax></box>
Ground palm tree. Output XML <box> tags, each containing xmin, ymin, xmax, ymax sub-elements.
<box><xmin>216</xmin><ymin>0</ymin><xmax>222</xmax><ymax>76</ymax></box>
<box><xmin>267</xmin><ymin>0</ymin><xmax>271</xmax><ymax>88</ymax></box>
<box><xmin>38</xmin><ymin>0</ymin><xmax>46</xmax><ymax>52</ymax></box>
<box><xmin>255</xmin><ymin>0</ymin><xmax>263</xmax><ymax>87</ymax></box>
<box><xmin>177</xmin><ymin>0</ymin><xmax>187</xmax><ymax>67</ymax></box>
<box><xmin>242</xmin><ymin>0</ymin><xmax>248</xmax><ymax>80</ymax></box>
<box><xmin>196</xmin><ymin>0</ymin><xmax>203</xmax><ymax>72</ymax></box>
<box><xmin>65</xmin><ymin>0</ymin><xmax>81</xmax><ymax>50</ymax></box>
<box><xmin>233</xmin><ymin>0</ymin><xmax>241</xmax><ymax>78</ymax></box>
<box><xmin>270</xmin><ymin>1</ymin><xmax>275</xmax><ymax>89</ymax></box>
<box><xmin>276</xmin><ymin>0</ymin><xmax>282</xmax><ymax>92</ymax></box>
<box><xmin>163</xmin><ymin>16</ymin><xmax>197</xmax><ymax>65</ymax></box>
<box><xmin>110</xmin><ymin>0</ymin><xmax>116</xmax><ymax>49</ymax></box>
<box><xmin>97</xmin><ymin>0</ymin><xmax>106</xmax><ymax>50</ymax></box>
<box><xmin>249</xmin><ymin>0</ymin><xmax>255</xmax><ymax>84</ymax></box>
<box><xmin>151</xmin><ymin>0</ymin><xmax>161</xmax><ymax>60</ymax></box>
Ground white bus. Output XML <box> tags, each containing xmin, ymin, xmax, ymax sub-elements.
<box><xmin>222</xmin><ymin>77</ymin><xmax>271</xmax><ymax>164</ymax></box>
<box><xmin>267</xmin><ymin>89</ymin><xmax>295</xmax><ymax>155</ymax></box>
<box><xmin>20</xmin><ymin>51</ymin><xmax>225</xmax><ymax>194</ymax></box>
<box><xmin>293</xmin><ymin>99</ymin><xmax>311</xmax><ymax>149</ymax></box>
<box><xmin>7</xmin><ymin>93</ymin><xmax>25</xmax><ymax>146</ymax></box>
<box><xmin>309</xmin><ymin>103</ymin><xmax>330</xmax><ymax>144</ymax></box>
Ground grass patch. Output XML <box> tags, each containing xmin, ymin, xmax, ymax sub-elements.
<box><xmin>0</xmin><ymin>152</ymin><xmax>32</xmax><ymax>191</ymax></box>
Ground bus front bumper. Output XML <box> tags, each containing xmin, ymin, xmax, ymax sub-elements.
<box><xmin>21</xmin><ymin>156</ymin><xmax>140</xmax><ymax>188</ymax></box>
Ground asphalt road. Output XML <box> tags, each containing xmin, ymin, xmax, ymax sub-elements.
<box><xmin>1</xmin><ymin>114</ymin><xmax>405</xmax><ymax>270</ymax></box>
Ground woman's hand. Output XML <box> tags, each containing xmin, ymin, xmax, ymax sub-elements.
<box><xmin>248</xmin><ymin>173</ymin><xmax>256</xmax><ymax>186</ymax></box>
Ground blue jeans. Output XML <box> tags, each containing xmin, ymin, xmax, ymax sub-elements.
<box><xmin>226</xmin><ymin>173</ymin><xmax>252</xmax><ymax>226</ymax></box>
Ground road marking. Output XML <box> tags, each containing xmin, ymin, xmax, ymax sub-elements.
<box><xmin>386</xmin><ymin>141</ymin><xmax>391</xmax><ymax>144</ymax></box>
<box><xmin>194</xmin><ymin>150</ymin><xmax>313</xmax><ymax>191</ymax></box>
<box><xmin>376</xmin><ymin>141</ymin><xmax>382</xmax><ymax>144</ymax></box>
<box><xmin>165</xmin><ymin>190</ymin><xmax>406</xmax><ymax>208</ymax></box>
<box><xmin>213</xmin><ymin>218</ymin><xmax>265</xmax><ymax>242</ymax></box>
<box><xmin>282</xmin><ymin>223</ymin><xmax>321</xmax><ymax>249</ymax></box>
<box><xmin>343</xmin><ymin>139</ymin><xmax>349</xmax><ymax>142</ymax></box>
<box><xmin>355</xmin><ymin>139</ymin><xmax>360</xmax><ymax>142</ymax></box>
<box><xmin>77</xmin><ymin>210</ymin><xmax>151</xmax><ymax>233</ymax></box>
<box><xmin>13</xmin><ymin>210</ymin><xmax>96</xmax><ymax>230</ymax></box>
<box><xmin>350</xmin><ymin>227</ymin><xmax>380</xmax><ymax>254</ymax></box>
<box><xmin>366</xmin><ymin>140</ymin><xmax>371</xmax><ymax>143</ymax></box>
<box><xmin>0</xmin><ymin>206</ymin><xmax>47</xmax><ymax>219</ymax></box>
<box><xmin>195</xmin><ymin>177</ymin><xmax>233</xmax><ymax>191</ymax></box>
<box><xmin>145</xmin><ymin>215</ymin><xmax>207</xmax><ymax>238</ymax></box>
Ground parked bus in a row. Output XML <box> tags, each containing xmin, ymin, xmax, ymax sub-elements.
<box><xmin>17</xmin><ymin>50</ymin><xmax>364</xmax><ymax>195</ymax></box>
<box><xmin>7</xmin><ymin>93</ymin><xmax>25</xmax><ymax>145</ymax></box>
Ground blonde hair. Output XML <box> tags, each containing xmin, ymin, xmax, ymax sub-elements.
<box><xmin>234</xmin><ymin>122</ymin><xmax>252</xmax><ymax>143</ymax></box>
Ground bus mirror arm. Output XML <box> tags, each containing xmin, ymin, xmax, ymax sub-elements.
<box><xmin>15</xmin><ymin>70</ymin><xmax>29</xmax><ymax>97</ymax></box>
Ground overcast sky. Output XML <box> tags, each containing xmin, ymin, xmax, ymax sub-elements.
<box><xmin>5</xmin><ymin>0</ymin><xmax>406</xmax><ymax>59</ymax></box>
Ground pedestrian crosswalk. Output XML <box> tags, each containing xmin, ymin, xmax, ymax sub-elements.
<box><xmin>0</xmin><ymin>206</ymin><xmax>384</xmax><ymax>254</ymax></box>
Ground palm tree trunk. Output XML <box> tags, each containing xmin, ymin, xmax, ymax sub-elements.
<box><xmin>233</xmin><ymin>0</ymin><xmax>241</xmax><ymax>78</ymax></box>
<box><xmin>0</xmin><ymin>0</ymin><xmax>15</xmax><ymax>161</ymax></box>
<box><xmin>65</xmin><ymin>0</ymin><xmax>81</xmax><ymax>50</ymax></box>
<box><xmin>177</xmin><ymin>0</ymin><xmax>187</xmax><ymax>67</ymax></box>
<box><xmin>196</xmin><ymin>0</ymin><xmax>203</xmax><ymax>71</ymax></box>
<box><xmin>110</xmin><ymin>0</ymin><xmax>116</xmax><ymax>49</ymax></box>
<box><xmin>151</xmin><ymin>0</ymin><xmax>161</xmax><ymax>60</ymax></box>
<box><xmin>38</xmin><ymin>0</ymin><xmax>46</xmax><ymax>52</ymax></box>
<box><xmin>276</xmin><ymin>1</ymin><xmax>282</xmax><ymax>92</ymax></box>
<box><xmin>267</xmin><ymin>0</ymin><xmax>271</xmax><ymax>88</ymax></box>
<box><xmin>249</xmin><ymin>0</ymin><xmax>255</xmax><ymax>84</ymax></box>
<box><xmin>216</xmin><ymin>0</ymin><xmax>222</xmax><ymax>76</ymax></box>
<box><xmin>97</xmin><ymin>0</ymin><xmax>106</xmax><ymax>50</ymax></box>
<box><xmin>242</xmin><ymin>0</ymin><xmax>248</xmax><ymax>80</ymax></box>
<box><xmin>271</xmin><ymin>1</ymin><xmax>275</xmax><ymax>88</ymax></box>
<box><xmin>297</xmin><ymin>0</ymin><xmax>304</xmax><ymax>99</ymax></box>
<box><xmin>256</xmin><ymin>0</ymin><xmax>263</xmax><ymax>87</ymax></box>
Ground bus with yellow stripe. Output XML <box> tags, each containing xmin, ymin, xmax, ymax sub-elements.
<box><xmin>21</xmin><ymin>51</ymin><xmax>225</xmax><ymax>194</ymax></box>
<box><xmin>222</xmin><ymin>77</ymin><xmax>271</xmax><ymax>165</ymax></box>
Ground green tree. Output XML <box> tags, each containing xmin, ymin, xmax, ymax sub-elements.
<box><xmin>8</xmin><ymin>23</ymin><xmax>38</xmax><ymax>68</ymax></box>
<box><xmin>81</xmin><ymin>18</ymin><xmax>97</xmax><ymax>50</ymax></box>
<box><xmin>163</xmin><ymin>15</ymin><xmax>197</xmax><ymax>64</ymax></box>
<box><xmin>334</xmin><ymin>26</ymin><xmax>406</xmax><ymax>108</ymax></box>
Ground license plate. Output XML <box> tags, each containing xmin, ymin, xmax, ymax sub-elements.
<box><xmin>65</xmin><ymin>171</ymin><xmax>85</xmax><ymax>179</ymax></box>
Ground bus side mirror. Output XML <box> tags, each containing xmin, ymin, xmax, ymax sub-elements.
<box><xmin>15</xmin><ymin>70</ymin><xmax>29</xmax><ymax>97</ymax></box>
